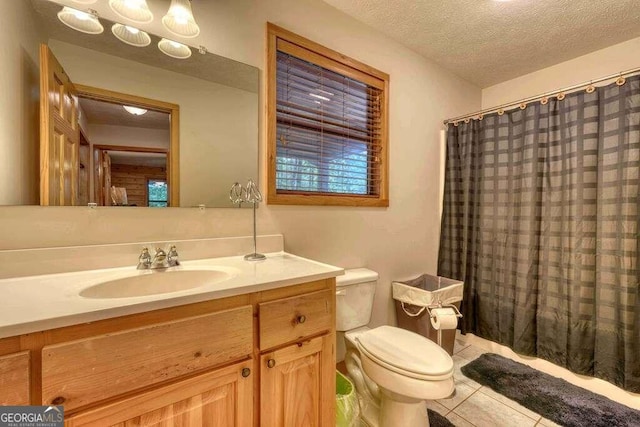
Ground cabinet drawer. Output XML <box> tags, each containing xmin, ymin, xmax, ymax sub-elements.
<box><xmin>259</xmin><ymin>290</ymin><xmax>332</xmax><ymax>350</ymax></box>
<box><xmin>0</xmin><ymin>351</ymin><xmax>30</xmax><ymax>405</ymax></box>
<box><xmin>42</xmin><ymin>305</ymin><xmax>253</xmax><ymax>412</ymax></box>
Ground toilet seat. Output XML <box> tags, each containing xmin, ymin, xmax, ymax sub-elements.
<box><xmin>357</xmin><ymin>326</ymin><xmax>453</xmax><ymax>381</ymax></box>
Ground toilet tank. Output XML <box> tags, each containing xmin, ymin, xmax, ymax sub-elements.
<box><xmin>336</xmin><ymin>268</ymin><xmax>378</xmax><ymax>332</ymax></box>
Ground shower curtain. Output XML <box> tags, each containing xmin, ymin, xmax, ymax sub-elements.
<box><xmin>438</xmin><ymin>75</ymin><xmax>640</xmax><ymax>392</ymax></box>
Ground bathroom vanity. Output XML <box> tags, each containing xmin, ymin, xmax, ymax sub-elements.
<box><xmin>0</xmin><ymin>251</ymin><xmax>342</xmax><ymax>426</ymax></box>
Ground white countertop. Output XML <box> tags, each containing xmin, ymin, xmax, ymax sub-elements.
<box><xmin>0</xmin><ymin>252</ymin><xmax>343</xmax><ymax>339</ymax></box>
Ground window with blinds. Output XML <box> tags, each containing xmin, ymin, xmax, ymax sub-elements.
<box><xmin>267</xmin><ymin>24</ymin><xmax>389</xmax><ymax>207</ymax></box>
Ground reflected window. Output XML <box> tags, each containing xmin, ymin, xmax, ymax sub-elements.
<box><xmin>148</xmin><ymin>180</ymin><xmax>168</xmax><ymax>207</ymax></box>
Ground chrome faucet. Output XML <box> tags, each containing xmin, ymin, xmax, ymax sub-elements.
<box><xmin>136</xmin><ymin>246</ymin><xmax>179</xmax><ymax>270</ymax></box>
<box><xmin>151</xmin><ymin>247</ymin><xmax>169</xmax><ymax>269</ymax></box>
<box><xmin>137</xmin><ymin>247</ymin><xmax>152</xmax><ymax>270</ymax></box>
<box><xmin>167</xmin><ymin>245</ymin><xmax>180</xmax><ymax>267</ymax></box>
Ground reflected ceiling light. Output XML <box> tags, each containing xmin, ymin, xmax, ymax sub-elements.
<box><xmin>57</xmin><ymin>7</ymin><xmax>104</xmax><ymax>34</ymax></box>
<box><xmin>72</xmin><ymin>0</ymin><xmax>98</xmax><ymax>4</ymax></box>
<box><xmin>158</xmin><ymin>38</ymin><xmax>192</xmax><ymax>59</ymax></box>
<box><xmin>162</xmin><ymin>0</ymin><xmax>200</xmax><ymax>38</ymax></box>
<box><xmin>309</xmin><ymin>93</ymin><xmax>331</xmax><ymax>102</ymax></box>
<box><xmin>108</xmin><ymin>0</ymin><xmax>153</xmax><ymax>24</ymax></box>
<box><xmin>112</xmin><ymin>24</ymin><xmax>151</xmax><ymax>47</ymax></box>
<box><xmin>123</xmin><ymin>105</ymin><xmax>148</xmax><ymax>115</ymax></box>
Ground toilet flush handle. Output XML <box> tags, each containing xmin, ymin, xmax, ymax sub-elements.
<box><xmin>336</xmin><ymin>289</ymin><xmax>347</xmax><ymax>296</ymax></box>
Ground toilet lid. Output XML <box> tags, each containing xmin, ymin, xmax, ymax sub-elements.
<box><xmin>357</xmin><ymin>326</ymin><xmax>453</xmax><ymax>379</ymax></box>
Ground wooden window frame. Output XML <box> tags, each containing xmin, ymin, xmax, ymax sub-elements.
<box><xmin>266</xmin><ymin>23</ymin><xmax>390</xmax><ymax>207</ymax></box>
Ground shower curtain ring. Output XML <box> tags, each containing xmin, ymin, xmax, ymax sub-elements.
<box><xmin>616</xmin><ymin>74</ymin><xmax>626</xmax><ymax>86</ymax></box>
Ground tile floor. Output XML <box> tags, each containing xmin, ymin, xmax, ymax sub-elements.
<box><xmin>431</xmin><ymin>338</ymin><xmax>561</xmax><ymax>427</ymax></box>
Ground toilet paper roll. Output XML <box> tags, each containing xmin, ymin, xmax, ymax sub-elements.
<box><xmin>430</xmin><ymin>307</ymin><xmax>458</xmax><ymax>330</ymax></box>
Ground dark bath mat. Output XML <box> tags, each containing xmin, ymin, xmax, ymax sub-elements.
<box><xmin>461</xmin><ymin>353</ymin><xmax>640</xmax><ymax>427</ymax></box>
<box><xmin>428</xmin><ymin>409</ymin><xmax>455</xmax><ymax>427</ymax></box>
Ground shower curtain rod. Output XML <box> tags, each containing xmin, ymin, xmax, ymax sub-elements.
<box><xmin>443</xmin><ymin>66</ymin><xmax>640</xmax><ymax>125</ymax></box>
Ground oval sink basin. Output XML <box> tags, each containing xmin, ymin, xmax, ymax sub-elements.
<box><xmin>80</xmin><ymin>269</ymin><xmax>233</xmax><ymax>299</ymax></box>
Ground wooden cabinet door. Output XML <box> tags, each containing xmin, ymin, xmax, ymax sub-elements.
<box><xmin>260</xmin><ymin>334</ymin><xmax>335</xmax><ymax>427</ymax></box>
<box><xmin>0</xmin><ymin>351</ymin><xmax>30</xmax><ymax>405</ymax></box>
<box><xmin>65</xmin><ymin>361</ymin><xmax>253</xmax><ymax>427</ymax></box>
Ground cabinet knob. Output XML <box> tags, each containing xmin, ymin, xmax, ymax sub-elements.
<box><xmin>51</xmin><ymin>396</ymin><xmax>66</xmax><ymax>405</ymax></box>
<box><xmin>241</xmin><ymin>367</ymin><xmax>251</xmax><ymax>378</ymax></box>
<box><xmin>297</xmin><ymin>315</ymin><xmax>306</xmax><ymax>324</ymax></box>
<box><xmin>266</xmin><ymin>359</ymin><xmax>276</xmax><ymax>368</ymax></box>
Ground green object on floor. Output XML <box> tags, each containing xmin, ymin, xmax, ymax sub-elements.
<box><xmin>336</xmin><ymin>370</ymin><xmax>360</xmax><ymax>427</ymax></box>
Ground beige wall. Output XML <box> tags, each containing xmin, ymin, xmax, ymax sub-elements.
<box><xmin>0</xmin><ymin>1</ymin><xmax>43</xmax><ymax>205</ymax></box>
<box><xmin>48</xmin><ymin>40</ymin><xmax>258</xmax><ymax>208</ymax></box>
<box><xmin>482</xmin><ymin>36</ymin><xmax>640</xmax><ymax>108</ymax></box>
<box><xmin>0</xmin><ymin>0</ymin><xmax>481</xmax><ymax>328</ymax></box>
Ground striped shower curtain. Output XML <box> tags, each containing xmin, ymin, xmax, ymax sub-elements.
<box><xmin>438</xmin><ymin>75</ymin><xmax>640</xmax><ymax>392</ymax></box>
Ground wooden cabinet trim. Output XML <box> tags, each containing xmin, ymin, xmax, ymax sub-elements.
<box><xmin>0</xmin><ymin>351</ymin><xmax>30</xmax><ymax>405</ymax></box>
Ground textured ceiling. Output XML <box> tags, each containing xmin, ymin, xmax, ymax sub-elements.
<box><xmin>79</xmin><ymin>98</ymin><xmax>170</xmax><ymax>130</ymax></box>
<box><xmin>321</xmin><ymin>0</ymin><xmax>640</xmax><ymax>87</ymax></box>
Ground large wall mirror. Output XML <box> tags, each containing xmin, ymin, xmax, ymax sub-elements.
<box><xmin>2</xmin><ymin>0</ymin><xmax>258</xmax><ymax>208</ymax></box>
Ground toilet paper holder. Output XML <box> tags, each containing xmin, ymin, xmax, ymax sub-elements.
<box><xmin>426</xmin><ymin>303</ymin><xmax>462</xmax><ymax>320</ymax></box>
<box><xmin>426</xmin><ymin>303</ymin><xmax>462</xmax><ymax>347</ymax></box>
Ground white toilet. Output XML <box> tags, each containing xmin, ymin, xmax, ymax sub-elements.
<box><xmin>337</xmin><ymin>269</ymin><xmax>454</xmax><ymax>427</ymax></box>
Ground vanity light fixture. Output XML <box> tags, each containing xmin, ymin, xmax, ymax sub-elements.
<box><xmin>108</xmin><ymin>0</ymin><xmax>153</xmax><ymax>24</ymax></box>
<box><xmin>123</xmin><ymin>105</ymin><xmax>148</xmax><ymax>115</ymax></box>
<box><xmin>57</xmin><ymin>7</ymin><xmax>104</xmax><ymax>34</ymax></box>
<box><xmin>71</xmin><ymin>0</ymin><xmax>98</xmax><ymax>4</ymax></box>
<box><xmin>112</xmin><ymin>24</ymin><xmax>151</xmax><ymax>47</ymax></box>
<box><xmin>158</xmin><ymin>38</ymin><xmax>192</xmax><ymax>59</ymax></box>
<box><xmin>162</xmin><ymin>0</ymin><xmax>201</xmax><ymax>38</ymax></box>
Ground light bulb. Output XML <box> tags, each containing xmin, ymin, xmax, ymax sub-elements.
<box><xmin>73</xmin><ymin>10</ymin><xmax>90</xmax><ymax>20</ymax></box>
<box><xmin>108</xmin><ymin>0</ymin><xmax>153</xmax><ymax>23</ymax></box>
<box><xmin>112</xmin><ymin>24</ymin><xmax>151</xmax><ymax>47</ymax></box>
<box><xmin>124</xmin><ymin>0</ymin><xmax>142</xmax><ymax>8</ymax></box>
<box><xmin>158</xmin><ymin>38</ymin><xmax>192</xmax><ymax>59</ymax></box>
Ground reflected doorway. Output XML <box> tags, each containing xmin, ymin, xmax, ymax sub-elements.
<box><xmin>93</xmin><ymin>146</ymin><xmax>168</xmax><ymax>207</ymax></box>
<box><xmin>76</xmin><ymin>88</ymin><xmax>178</xmax><ymax>207</ymax></box>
